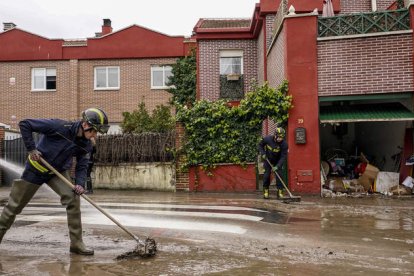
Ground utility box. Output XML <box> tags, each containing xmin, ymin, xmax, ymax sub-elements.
<box><xmin>295</xmin><ymin>127</ymin><xmax>306</xmax><ymax>144</ymax></box>
<box><xmin>297</xmin><ymin>169</ymin><xmax>313</xmax><ymax>182</ymax></box>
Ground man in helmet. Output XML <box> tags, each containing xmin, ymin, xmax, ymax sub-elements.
<box><xmin>258</xmin><ymin>127</ymin><xmax>288</xmax><ymax>199</ymax></box>
<box><xmin>0</xmin><ymin>108</ymin><xmax>109</xmax><ymax>255</ymax></box>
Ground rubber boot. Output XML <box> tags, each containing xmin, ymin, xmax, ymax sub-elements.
<box><xmin>0</xmin><ymin>179</ymin><xmax>40</xmax><ymax>244</ymax></box>
<box><xmin>47</xmin><ymin>172</ymin><xmax>94</xmax><ymax>255</ymax></box>
<box><xmin>263</xmin><ymin>188</ymin><xmax>269</xmax><ymax>199</ymax></box>
<box><xmin>277</xmin><ymin>189</ymin><xmax>284</xmax><ymax>199</ymax></box>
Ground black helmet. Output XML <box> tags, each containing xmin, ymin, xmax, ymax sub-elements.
<box><xmin>81</xmin><ymin>108</ymin><xmax>109</xmax><ymax>134</ymax></box>
<box><xmin>274</xmin><ymin>127</ymin><xmax>286</xmax><ymax>138</ymax></box>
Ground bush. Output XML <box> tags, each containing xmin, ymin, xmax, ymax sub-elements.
<box><xmin>121</xmin><ymin>102</ymin><xmax>175</xmax><ymax>134</ymax></box>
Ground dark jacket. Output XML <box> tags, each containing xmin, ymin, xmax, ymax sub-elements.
<box><xmin>19</xmin><ymin>119</ymin><xmax>92</xmax><ymax>186</ymax></box>
<box><xmin>258</xmin><ymin>135</ymin><xmax>288</xmax><ymax>167</ymax></box>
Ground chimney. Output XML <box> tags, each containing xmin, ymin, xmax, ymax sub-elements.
<box><xmin>3</xmin><ymin>22</ymin><xmax>16</xmax><ymax>31</ymax></box>
<box><xmin>101</xmin><ymin>19</ymin><xmax>112</xmax><ymax>35</ymax></box>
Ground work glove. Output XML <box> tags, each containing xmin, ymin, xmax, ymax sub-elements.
<box><xmin>29</xmin><ymin>149</ymin><xmax>42</xmax><ymax>161</ymax></box>
<box><xmin>272</xmin><ymin>165</ymin><xmax>279</xmax><ymax>172</ymax></box>
<box><xmin>73</xmin><ymin>185</ymin><xmax>85</xmax><ymax>195</ymax></box>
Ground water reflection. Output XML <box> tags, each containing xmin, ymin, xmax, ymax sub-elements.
<box><xmin>321</xmin><ymin>208</ymin><xmax>414</xmax><ymax>232</ymax></box>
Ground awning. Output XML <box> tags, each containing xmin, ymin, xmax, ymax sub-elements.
<box><xmin>319</xmin><ymin>103</ymin><xmax>414</xmax><ymax>123</ymax></box>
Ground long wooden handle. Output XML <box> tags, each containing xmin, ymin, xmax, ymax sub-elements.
<box><xmin>39</xmin><ymin>157</ymin><xmax>142</xmax><ymax>243</ymax></box>
<box><xmin>265</xmin><ymin>158</ymin><xmax>294</xmax><ymax>197</ymax></box>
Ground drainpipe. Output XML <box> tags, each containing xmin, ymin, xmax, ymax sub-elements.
<box><xmin>371</xmin><ymin>0</ymin><xmax>377</xmax><ymax>11</ymax></box>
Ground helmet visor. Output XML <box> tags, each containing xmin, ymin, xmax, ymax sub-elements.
<box><xmin>93</xmin><ymin>124</ymin><xmax>110</xmax><ymax>134</ymax></box>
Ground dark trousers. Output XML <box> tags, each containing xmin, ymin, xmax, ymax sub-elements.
<box><xmin>263</xmin><ymin>159</ymin><xmax>283</xmax><ymax>190</ymax></box>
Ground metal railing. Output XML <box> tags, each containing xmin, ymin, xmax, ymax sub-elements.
<box><xmin>318</xmin><ymin>9</ymin><xmax>410</xmax><ymax>37</ymax></box>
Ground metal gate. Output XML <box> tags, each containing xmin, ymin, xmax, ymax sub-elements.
<box><xmin>2</xmin><ymin>137</ymin><xmax>27</xmax><ymax>186</ymax></box>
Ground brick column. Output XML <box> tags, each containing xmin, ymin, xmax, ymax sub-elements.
<box><xmin>0</xmin><ymin>127</ymin><xmax>4</xmax><ymax>186</ymax></box>
<box><xmin>175</xmin><ymin>122</ymin><xmax>189</xmax><ymax>191</ymax></box>
<box><xmin>69</xmin><ymin>59</ymin><xmax>80</xmax><ymax>120</ymax></box>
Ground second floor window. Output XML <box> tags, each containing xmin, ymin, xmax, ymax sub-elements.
<box><xmin>32</xmin><ymin>68</ymin><xmax>56</xmax><ymax>91</ymax></box>
<box><xmin>219</xmin><ymin>50</ymin><xmax>243</xmax><ymax>75</ymax></box>
<box><xmin>151</xmin><ymin>65</ymin><xmax>172</xmax><ymax>89</ymax></box>
<box><xmin>94</xmin><ymin>66</ymin><xmax>120</xmax><ymax>90</ymax></box>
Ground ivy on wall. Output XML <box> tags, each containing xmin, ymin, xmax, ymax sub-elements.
<box><xmin>176</xmin><ymin>80</ymin><xmax>292</xmax><ymax>169</ymax></box>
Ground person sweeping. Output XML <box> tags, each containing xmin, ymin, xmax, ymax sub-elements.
<box><xmin>258</xmin><ymin>127</ymin><xmax>288</xmax><ymax>199</ymax></box>
<box><xmin>0</xmin><ymin>108</ymin><xmax>109</xmax><ymax>255</ymax></box>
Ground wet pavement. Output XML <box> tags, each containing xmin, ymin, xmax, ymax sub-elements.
<box><xmin>0</xmin><ymin>186</ymin><xmax>413</xmax><ymax>275</ymax></box>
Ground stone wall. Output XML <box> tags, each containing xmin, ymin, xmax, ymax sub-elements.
<box><xmin>94</xmin><ymin>162</ymin><xmax>175</xmax><ymax>191</ymax></box>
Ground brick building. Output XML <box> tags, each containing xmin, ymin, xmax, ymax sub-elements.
<box><xmin>192</xmin><ymin>0</ymin><xmax>414</xmax><ymax>194</ymax></box>
<box><xmin>0</xmin><ymin>19</ymin><xmax>194</xmax><ymax>132</ymax></box>
<box><xmin>2</xmin><ymin>1</ymin><xmax>414</xmax><ymax>194</ymax></box>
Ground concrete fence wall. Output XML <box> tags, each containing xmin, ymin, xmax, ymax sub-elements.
<box><xmin>94</xmin><ymin>162</ymin><xmax>175</xmax><ymax>191</ymax></box>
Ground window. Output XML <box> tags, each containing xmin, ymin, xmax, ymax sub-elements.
<box><xmin>220</xmin><ymin>50</ymin><xmax>243</xmax><ymax>75</ymax></box>
<box><xmin>151</xmin><ymin>65</ymin><xmax>172</xmax><ymax>89</ymax></box>
<box><xmin>31</xmin><ymin>68</ymin><xmax>56</xmax><ymax>91</ymax></box>
<box><xmin>94</xmin><ymin>66</ymin><xmax>120</xmax><ymax>90</ymax></box>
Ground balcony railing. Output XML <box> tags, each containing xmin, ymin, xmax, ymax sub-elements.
<box><xmin>318</xmin><ymin>8</ymin><xmax>410</xmax><ymax>38</ymax></box>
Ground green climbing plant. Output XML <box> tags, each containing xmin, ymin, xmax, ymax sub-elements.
<box><xmin>167</xmin><ymin>47</ymin><xmax>197</xmax><ymax>106</ymax></box>
<box><xmin>176</xmin><ymin>80</ymin><xmax>292</xmax><ymax>170</ymax></box>
<box><xmin>121</xmin><ymin>102</ymin><xmax>175</xmax><ymax>133</ymax></box>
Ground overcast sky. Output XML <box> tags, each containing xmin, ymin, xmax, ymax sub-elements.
<box><xmin>0</xmin><ymin>0</ymin><xmax>258</xmax><ymax>39</ymax></box>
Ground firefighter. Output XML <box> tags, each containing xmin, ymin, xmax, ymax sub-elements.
<box><xmin>258</xmin><ymin>127</ymin><xmax>288</xmax><ymax>199</ymax></box>
<box><xmin>0</xmin><ymin>108</ymin><xmax>109</xmax><ymax>255</ymax></box>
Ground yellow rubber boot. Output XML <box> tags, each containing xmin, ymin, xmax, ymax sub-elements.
<box><xmin>263</xmin><ymin>188</ymin><xmax>269</xmax><ymax>199</ymax></box>
<box><xmin>277</xmin><ymin>189</ymin><xmax>284</xmax><ymax>199</ymax></box>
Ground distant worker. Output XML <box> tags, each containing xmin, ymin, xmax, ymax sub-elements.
<box><xmin>0</xmin><ymin>108</ymin><xmax>109</xmax><ymax>255</ymax></box>
<box><xmin>258</xmin><ymin>127</ymin><xmax>288</xmax><ymax>199</ymax></box>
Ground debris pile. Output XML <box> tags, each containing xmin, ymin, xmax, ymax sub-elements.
<box><xmin>321</xmin><ymin>152</ymin><xmax>413</xmax><ymax>197</ymax></box>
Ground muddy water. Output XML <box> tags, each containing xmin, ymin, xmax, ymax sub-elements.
<box><xmin>0</xmin><ymin>191</ymin><xmax>413</xmax><ymax>275</ymax></box>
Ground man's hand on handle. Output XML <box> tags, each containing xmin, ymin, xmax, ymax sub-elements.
<box><xmin>73</xmin><ymin>185</ymin><xmax>85</xmax><ymax>195</ymax></box>
<box><xmin>29</xmin><ymin>149</ymin><xmax>42</xmax><ymax>161</ymax></box>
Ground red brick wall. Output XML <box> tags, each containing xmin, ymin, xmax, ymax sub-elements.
<box><xmin>0</xmin><ymin>127</ymin><xmax>4</xmax><ymax>186</ymax></box>
<box><xmin>376</xmin><ymin>0</ymin><xmax>396</xmax><ymax>11</ymax></box>
<box><xmin>257</xmin><ymin>29</ymin><xmax>265</xmax><ymax>84</ymax></box>
<box><xmin>318</xmin><ymin>33</ymin><xmax>413</xmax><ymax>97</ymax></box>
<box><xmin>198</xmin><ymin>40</ymin><xmax>258</xmax><ymax>100</ymax></box>
<box><xmin>0</xmin><ymin>58</ymin><xmax>175</xmax><ymax>124</ymax></box>
<box><xmin>258</xmin><ymin>14</ymin><xmax>277</xmax><ymax>85</ymax></box>
<box><xmin>175</xmin><ymin>122</ymin><xmax>189</xmax><ymax>191</ymax></box>
<box><xmin>265</xmin><ymin>15</ymin><xmax>276</xmax><ymax>50</ymax></box>
<box><xmin>78</xmin><ymin>58</ymin><xmax>175</xmax><ymax>123</ymax></box>
<box><xmin>266</xmin><ymin>28</ymin><xmax>286</xmax><ymax>136</ymax></box>
<box><xmin>340</xmin><ymin>0</ymin><xmax>372</xmax><ymax>14</ymax></box>
<box><xmin>0</xmin><ymin>60</ymin><xmax>75</xmax><ymax>123</ymax></box>
<box><xmin>267</xmin><ymin>29</ymin><xmax>286</xmax><ymax>92</ymax></box>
